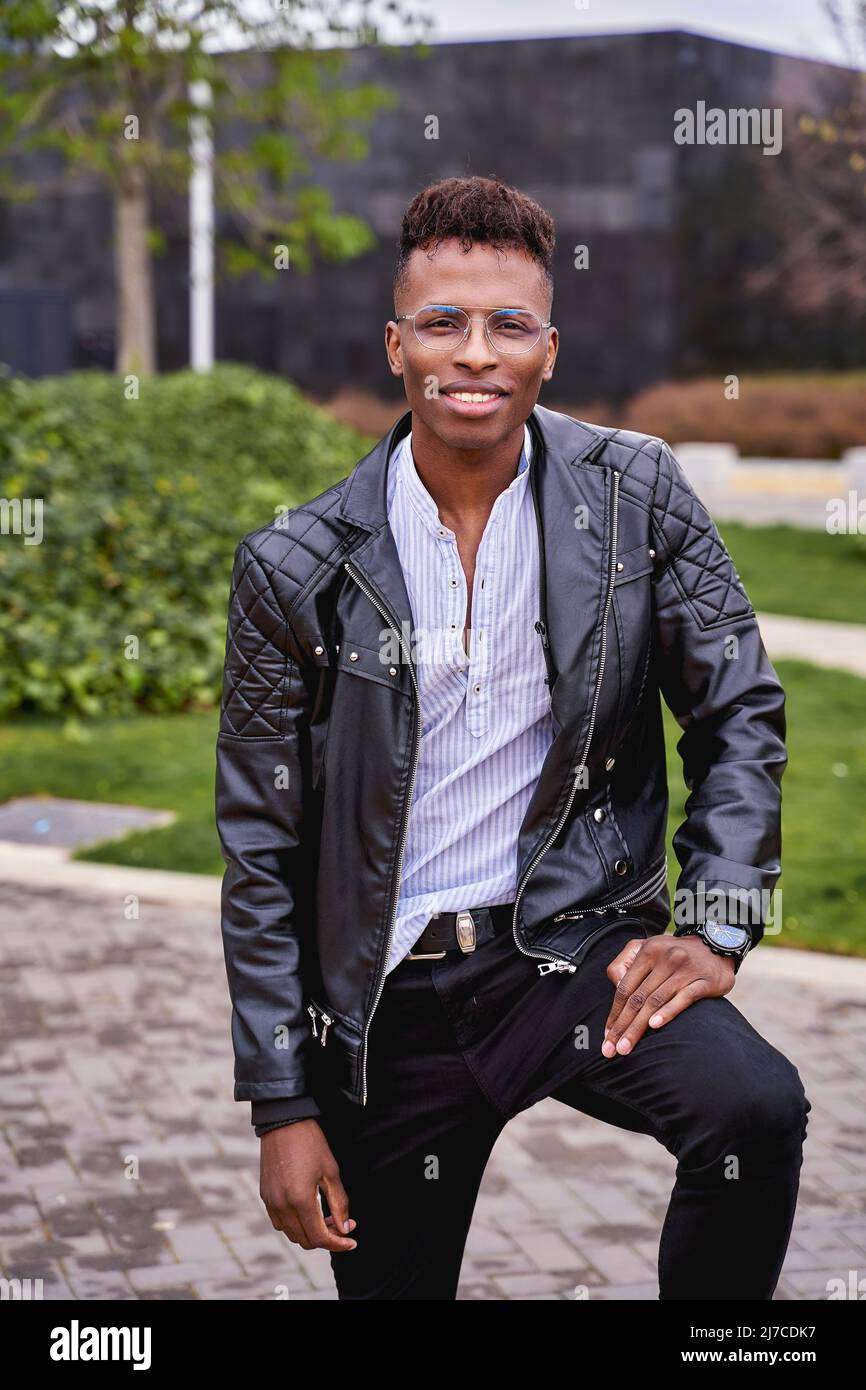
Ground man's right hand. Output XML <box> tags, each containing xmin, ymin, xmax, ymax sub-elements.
<box><xmin>259</xmin><ymin>1119</ymin><xmax>358</xmax><ymax>1252</ymax></box>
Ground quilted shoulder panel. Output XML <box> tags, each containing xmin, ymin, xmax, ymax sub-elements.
<box><xmin>651</xmin><ymin>440</ymin><xmax>754</xmax><ymax>629</ymax></box>
<box><xmin>219</xmin><ymin>540</ymin><xmax>293</xmax><ymax>737</ymax></box>
<box><xmin>219</xmin><ymin>479</ymin><xmax>357</xmax><ymax>737</ymax></box>
<box><xmin>242</xmin><ymin>481</ymin><xmax>354</xmax><ymax>620</ymax></box>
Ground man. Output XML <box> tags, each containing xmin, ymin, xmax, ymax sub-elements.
<box><xmin>215</xmin><ymin>174</ymin><xmax>810</xmax><ymax>1301</ymax></box>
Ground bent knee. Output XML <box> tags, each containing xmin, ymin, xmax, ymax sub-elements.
<box><xmin>680</xmin><ymin>1053</ymin><xmax>809</xmax><ymax>1168</ymax></box>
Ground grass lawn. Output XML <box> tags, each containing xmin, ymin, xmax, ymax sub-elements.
<box><xmin>716</xmin><ymin>522</ymin><xmax>866</xmax><ymax>626</ymax></box>
<box><xmin>0</xmin><ymin>658</ymin><xmax>863</xmax><ymax>956</ymax></box>
<box><xmin>0</xmin><ymin>711</ymin><xmax>223</xmax><ymax>876</ymax></box>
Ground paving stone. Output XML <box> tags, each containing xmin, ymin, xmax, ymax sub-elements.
<box><xmin>577</xmin><ymin>1239</ymin><xmax>657</xmax><ymax>1284</ymax></box>
<box><xmin>167</xmin><ymin>1223</ymin><xmax>234</xmax><ymax>1264</ymax></box>
<box><xmin>127</xmin><ymin>1260</ymin><xmax>241</xmax><ymax>1292</ymax></box>
<box><xmin>591</xmin><ymin>1280</ymin><xmax>659</xmax><ymax>1300</ymax></box>
<box><xmin>510</xmin><ymin>1228</ymin><xmax>587</xmax><ymax>1272</ymax></box>
<box><xmin>492</xmin><ymin>1270</ymin><xmax>572</xmax><ymax>1297</ymax></box>
<box><xmin>1</xmin><ymin>879</ymin><xmax>863</xmax><ymax>1302</ymax></box>
<box><xmin>64</xmin><ymin>1269</ymin><xmax>137</xmax><ymax>1299</ymax></box>
<box><xmin>463</xmin><ymin>1223</ymin><xmax>516</xmax><ymax>1256</ymax></box>
<box><xmin>288</xmin><ymin>1288</ymin><xmax>340</xmax><ymax>1300</ymax></box>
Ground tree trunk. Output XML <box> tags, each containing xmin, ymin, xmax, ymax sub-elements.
<box><xmin>114</xmin><ymin>164</ymin><xmax>156</xmax><ymax>377</ymax></box>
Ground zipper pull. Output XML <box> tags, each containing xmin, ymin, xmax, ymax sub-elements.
<box><xmin>534</xmin><ymin>619</ymin><xmax>556</xmax><ymax>686</ymax></box>
<box><xmin>537</xmin><ymin>959</ymin><xmax>577</xmax><ymax>975</ymax></box>
<box><xmin>307</xmin><ymin>1003</ymin><xmax>319</xmax><ymax>1038</ymax></box>
<box><xmin>319</xmin><ymin>1012</ymin><xmax>333</xmax><ymax>1046</ymax></box>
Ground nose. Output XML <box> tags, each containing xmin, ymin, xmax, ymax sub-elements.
<box><xmin>454</xmin><ymin>315</ymin><xmax>500</xmax><ymax>368</ymax></box>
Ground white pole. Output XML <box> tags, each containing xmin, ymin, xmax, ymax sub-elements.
<box><xmin>189</xmin><ymin>79</ymin><xmax>214</xmax><ymax>372</ymax></box>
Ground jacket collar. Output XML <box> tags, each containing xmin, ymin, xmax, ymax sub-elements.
<box><xmin>338</xmin><ymin>404</ymin><xmax>606</xmax><ymax>533</ymax></box>
<box><xmin>337</xmin><ymin>405</ymin><xmax>616</xmax><ymax>796</ymax></box>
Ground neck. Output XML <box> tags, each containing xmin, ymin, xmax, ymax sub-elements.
<box><xmin>407</xmin><ymin>413</ymin><xmax>527</xmax><ymax>529</ymax></box>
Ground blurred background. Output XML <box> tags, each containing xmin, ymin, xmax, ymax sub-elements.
<box><xmin>1</xmin><ymin>0</ymin><xmax>863</xmax><ymax>952</ymax></box>
<box><xmin>0</xmin><ymin>0</ymin><xmax>864</xmax><ymax>1304</ymax></box>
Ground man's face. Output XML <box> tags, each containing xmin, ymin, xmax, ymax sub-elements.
<box><xmin>386</xmin><ymin>239</ymin><xmax>558</xmax><ymax>451</ymax></box>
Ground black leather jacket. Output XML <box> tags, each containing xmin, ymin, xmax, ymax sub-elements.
<box><xmin>215</xmin><ymin>405</ymin><xmax>787</xmax><ymax>1132</ymax></box>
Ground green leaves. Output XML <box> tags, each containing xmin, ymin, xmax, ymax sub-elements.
<box><xmin>0</xmin><ymin>1</ymin><xmax>429</xmax><ymax>290</ymax></box>
<box><xmin>0</xmin><ymin>363</ymin><xmax>371</xmax><ymax>718</ymax></box>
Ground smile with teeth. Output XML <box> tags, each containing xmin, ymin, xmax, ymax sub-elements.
<box><xmin>445</xmin><ymin>391</ymin><xmax>501</xmax><ymax>402</ymax></box>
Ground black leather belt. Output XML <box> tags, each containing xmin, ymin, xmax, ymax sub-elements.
<box><xmin>405</xmin><ymin>902</ymin><xmax>515</xmax><ymax>959</ymax></box>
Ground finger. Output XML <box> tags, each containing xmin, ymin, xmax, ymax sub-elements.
<box><xmin>604</xmin><ymin>939</ymin><xmax>649</xmax><ymax>1031</ymax></box>
<box><xmin>267</xmin><ymin>1205</ymin><xmax>313</xmax><ymax>1249</ymax></box>
<box><xmin>643</xmin><ymin>977</ymin><xmax>712</xmax><ymax>1033</ymax></box>
<box><xmin>613</xmin><ymin>976</ymin><xmax>711</xmax><ymax>1057</ymax></box>
<box><xmin>324</xmin><ymin>1213</ymin><xmax>356</xmax><ymax>1236</ymax></box>
<box><xmin>603</xmin><ymin>968</ymin><xmax>687</xmax><ymax>1056</ymax></box>
<box><xmin>604</xmin><ymin>941</ymin><xmax>655</xmax><ymax>1034</ymax></box>
<box><xmin>605</xmin><ymin>937</ymin><xmax>646</xmax><ymax>986</ymax></box>
<box><xmin>295</xmin><ymin>1194</ymin><xmax>358</xmax><ymax>1253</ymax></box>
<box><xmin>320</xmin><ymin>1169</ymin><xmax>356</xmax><ymax>1238</ymax></box>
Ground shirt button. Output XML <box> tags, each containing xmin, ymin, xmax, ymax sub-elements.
<box><xmin>437</xmin><ymin>527</ymin><xmax>447</xmax><ymax>537</ymax></box>
<box><xmin>473</xmin><ymin>682</ymin><xmax>481</xmax><ymax>693</ymax></box>
<box><xmin>450</xmin><ymin>577</ymin><xmax>458</xmax><ymax>588</ymax></box>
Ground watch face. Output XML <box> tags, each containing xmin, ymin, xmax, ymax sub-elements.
<box><xmin>704</xmin><ymin>923</ymin><xmax>750</xmax><ymax>951</ymax></box>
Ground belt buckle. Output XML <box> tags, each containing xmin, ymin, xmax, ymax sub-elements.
<box><xmin>456</xmin><ymin>910</ymin><xmax>476</xmax><ymax>954</ymax></box>
<box><xmin>407</xmin><ymin>911</ymin><xmax>447</xmax><ymax>961</ymax></box>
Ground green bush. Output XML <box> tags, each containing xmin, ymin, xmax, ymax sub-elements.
<box><xmin>0</xmin><ymin>363</ymin><xmax>373</xmax><ymax>717</ymax></box>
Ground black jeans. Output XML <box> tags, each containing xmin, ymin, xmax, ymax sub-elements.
<box><xmin>313</xmin><ymin>916</ymin><xmax>811</xmax><ymax>1300</ymax></box>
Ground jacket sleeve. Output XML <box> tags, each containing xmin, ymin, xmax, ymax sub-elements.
<box><xmin>215</xmin><ymin>536</ymin><xmax>321</xmax><ymax>1114</ymax></box>
<box><xmin>649</xmin><ymin>440</ymin><xmax>787</xmax><ymax>953</ymax></box>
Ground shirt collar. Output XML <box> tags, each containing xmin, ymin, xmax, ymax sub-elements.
<box><xmin>389</xmin><ymin>422</ymin><xmax>533</xmax><ymax>532</ymax></box>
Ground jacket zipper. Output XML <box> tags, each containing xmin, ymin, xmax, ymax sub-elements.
<box><xmin>530</xmin><ymin>444</ymin><xmax>557</xmax><ymax>687</ymax></box>
<box><xmin>558</xmin><ymin>913</ymin><xmax>639</xmax><ymax>968</ymax></box>
<box><xmin>550</xmin><ymin>855</ymin><xmax>669</xmax><ymax>925</ymax></box>
<box><xmin>307</xmin><ymin>1001</ymin><xmax>333</xmax><ymax>1045</ymax></box>
<box><xmin>511</xmin><ymin>468</ymin><xmax>622</xmax><ymax>977</ymax></box>
<box><xmin>343</xmin><ymin>559</ymin><xmax>421</xmax><ymax>1106</ymax></box>
<box><xmin>534</xmin><ymin>619</ymin><xmax>555</xmax><ymax>686</ymax></box>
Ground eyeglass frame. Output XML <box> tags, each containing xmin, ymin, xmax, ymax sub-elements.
<box><xmin>395</xmin><ymin>303</ymin><xmax>553</xmax><ymax>355</ymax></box>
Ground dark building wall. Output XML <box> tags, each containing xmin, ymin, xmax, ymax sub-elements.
<box><xmin>0</xmin><ymin>29</ymin><xmax>859</xmax><ymax>399</ymax></box>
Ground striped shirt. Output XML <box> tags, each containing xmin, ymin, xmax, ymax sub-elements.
<box><xmin>383</xmin><ymin>422</ymin><xmax>558</xmax><ymax>973</ymax></box>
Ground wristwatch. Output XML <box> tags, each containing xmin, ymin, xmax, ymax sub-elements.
<box><xmin>676</xmin><ymin>922</ymin><xmax>751</xmax><ymax>973</ymax></box>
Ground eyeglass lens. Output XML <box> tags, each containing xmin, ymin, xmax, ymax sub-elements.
<box><xmin>412</xmin><ymin>305</ymin><xmax>543</xmax><ymax>352</ymax></box>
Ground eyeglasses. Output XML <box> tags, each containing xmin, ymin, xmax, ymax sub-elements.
<box><xmin>396</xmin><ymin>304</ymin><xmax>551</xmax><ymax>355</ymax></box>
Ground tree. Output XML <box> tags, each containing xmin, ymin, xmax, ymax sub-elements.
<box><xmin>0</xmin><ymin>1</ymin><xmax>432</xmax><ymax>375</ymax></box>
<box><xmin>746</xmin><ymin>0</ymin><xmax>866</xmax><ymax>316</ymax></box>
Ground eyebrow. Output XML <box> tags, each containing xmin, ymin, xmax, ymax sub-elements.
<box><xmin>428</xmin><ymin>304</ymin><xmax>531</xmax><ymax>313</ymax></box>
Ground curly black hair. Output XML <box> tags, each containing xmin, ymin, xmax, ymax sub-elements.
<box><xmin>393</xmin><ymin>175</ymin><xmax>555</xmax><ymax>310</ymax></box>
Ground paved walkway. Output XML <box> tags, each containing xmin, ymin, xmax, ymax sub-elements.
<box><xmin>1</xmin><ymin>876</ymin><xmax>864</xmax><ymax>1301</ymax></box>
<box><xmin>0</xmin><ymin>607</ymin><xmax>863</xmax><ymax>1301</ymax></box>
<box><xmin>756</xmin><ymin>613</ymin><xmax>866</xmax><ymax>679</ymax></box>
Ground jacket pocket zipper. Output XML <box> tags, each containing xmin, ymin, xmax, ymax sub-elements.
<box><xmin>307</xmin><ymin>1002</ymin><xmax>333</xmax><ymax>1046</ymax></box>
<box><xmin>550</xmin><ymin>855</ymin><xmax>669</xmax><ymax>924</ymax></box>
<box><xmin>537</xmin><ymin>911</ymin><xmax>651</xmax><ymax>974</ymax></box>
